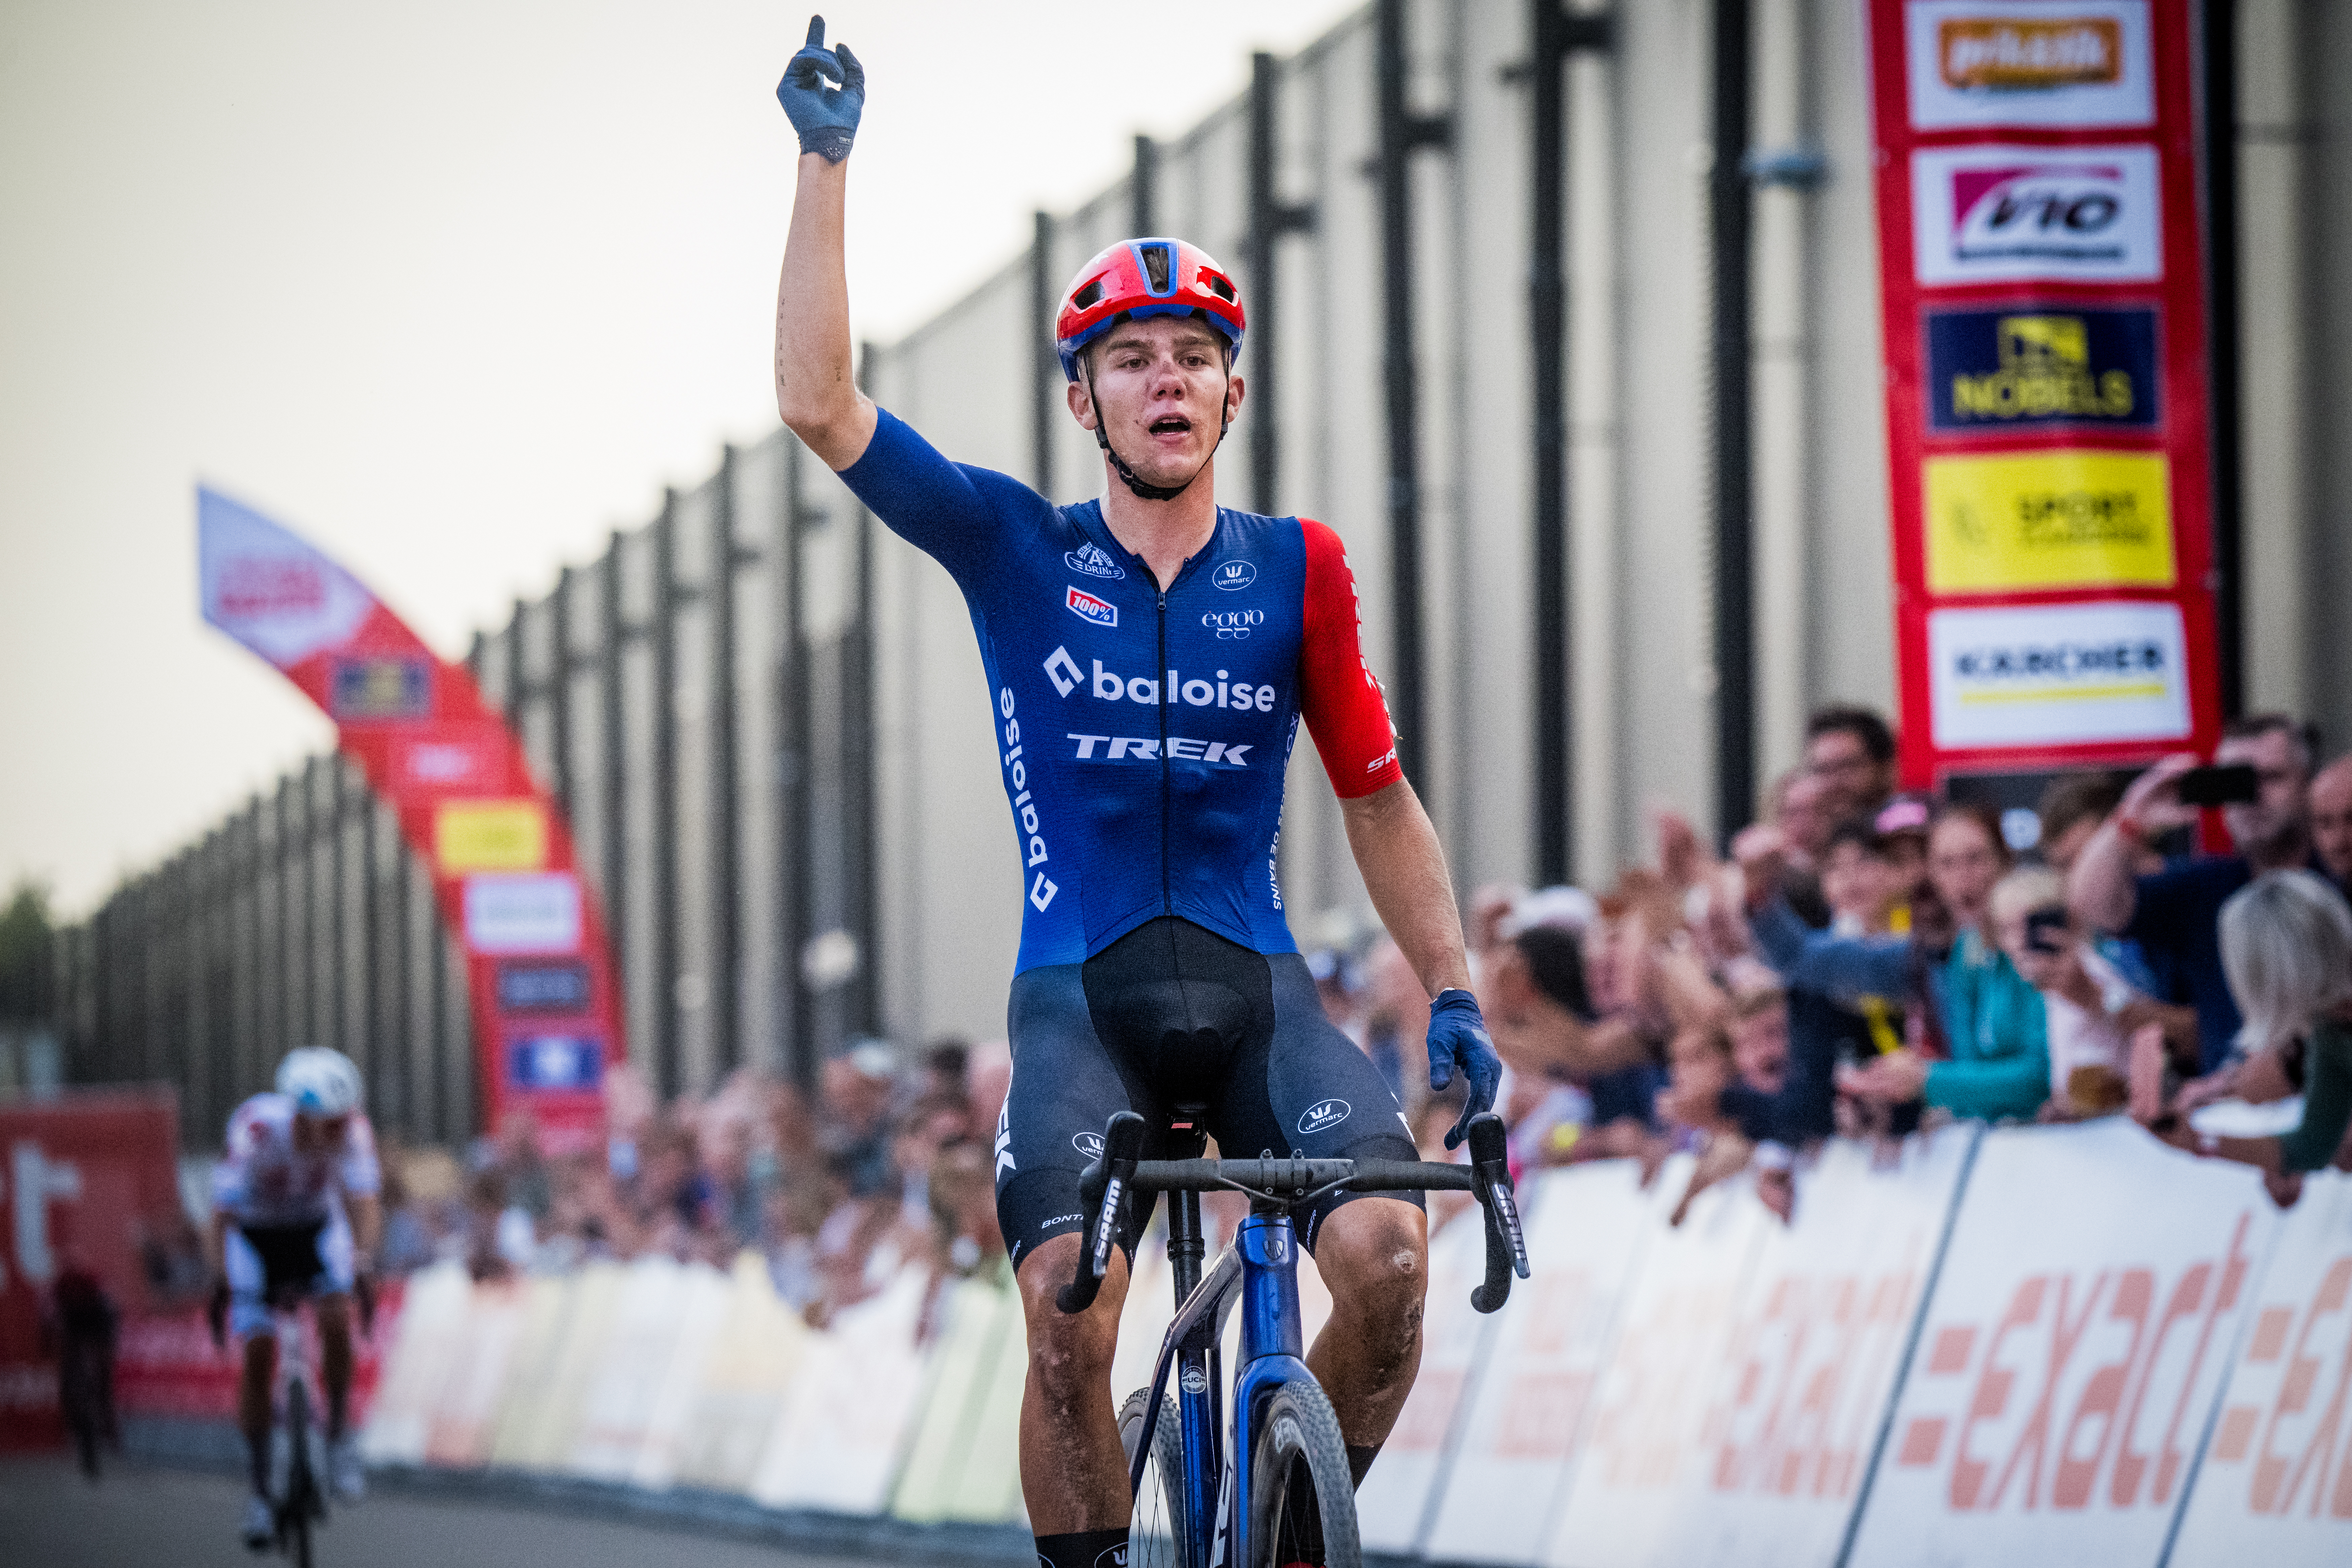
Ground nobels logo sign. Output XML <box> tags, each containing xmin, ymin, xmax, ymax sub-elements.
<box><xmin>1940</xmin><ymin>16</ymin><xmax>2122</xmax><ymax>92</ymax></box>
<box><xmin>1926</xmin><ymin>306</ymin><xmax>2158</xmax><ymax>434</ymax></box>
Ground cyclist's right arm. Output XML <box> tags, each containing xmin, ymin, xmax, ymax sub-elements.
<box><xmin>773</xmin><ymin>21</ymin><xmax>877</xmax><ymax>471</ymax></box>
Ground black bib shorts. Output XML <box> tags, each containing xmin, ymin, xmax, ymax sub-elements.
<box><xmin>993</xmin><ymin>916</ymin><xmax>1421</xmax><ymax>1274</ymax></box>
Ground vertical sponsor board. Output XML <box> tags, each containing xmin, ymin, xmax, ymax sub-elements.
<box><xmin>1865</xmin><ymin>0</ymin><xmax>2222</xmax><ymax>790</ymax></box>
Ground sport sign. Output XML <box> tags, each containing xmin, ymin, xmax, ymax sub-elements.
<box><xmin>1864</xmin><ymin>0</ymin><xmax>2223</xmax><ymax>791</ymax></box>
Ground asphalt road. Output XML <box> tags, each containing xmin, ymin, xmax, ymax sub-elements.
<box><xmin>0</xmin><ymin>1454</ymin><xmax>891</xmax><ymax>1568</ymax></box>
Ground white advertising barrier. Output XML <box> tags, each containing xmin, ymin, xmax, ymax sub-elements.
<box><xmin>1656</xmin><ymin>1125</ymin><xmax>1980</xmax><ymax>1568</ymax></box>
<box><xmin>423</xmin><ymin>1276</ymin><xmax>532</xmax><ymax>1467</ymax></box>
<box><xmin>567</xmin><ymin>1256</ymin><xmax>706</xmax><ymax>1479</ymax></box>
<box><xmin>359</xmin><ymin>1260</ymin><xmax>473</xmax><ymax>1466</ymax></box>
<box><xmin>894</xmin><ymin>1270</ymin><xmax>1021</xmax><ymax>1523</ymax></box>
<box><xmin>1541</xmin><ymin>1157</ymin><xmax>1770</xmax><ymax>1568</ymax></box>
<box><xmin>496</xmin><ymin>1261</ymin><xmax>625</xmax><ymax>1470</ymax></box>
<box><xmin>1424</xmin><ymin>1159</ymin><xmax>1658</xmax><ymax>1566</ymax></box>
<box><xmin>1845</xmin><ymin>1118</ymin><xmax>2278</xmax><ymax>1568</ymax></box>
<box><xmin>669</xmin><ymin>1254</ymin><xmax>814</xmax><ymax>1495</ymax></box>
<box><xmin>2168</xmin><ymin>1166</ymin><xmax>2352</xmax><ymax>1565</ymax></box>
<box><xmin>1358</xmin><ymin>1197</ymin><xmax>1504</xmax><ymax>1554</ymax></box>
<box><xmin>750</xmin><ymin>1267</ymin><xmax>931</xmax><ymax>1514</ymax></box>
<box><xmin>625</xmin><ymin>1261</ymin><xmax>735</xmax><ymax>1490</ymax></box>
<box><xmin>485</xmin><ymin>1273</ymin><xmax>585</xmax><ymax>1468</ymax></box>
<box><xmin>949</xmin><ymin>1278</ymin><xmax>1031</xmax><ymax>1525</ymax></box>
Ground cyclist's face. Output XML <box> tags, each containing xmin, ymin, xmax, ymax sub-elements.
<box><xmin>1069</xmin><ymin>317</ymin><xmax>1242</xmax><ymax>485</ymax></box>
<box><xmin>294</xmin><ymin>1111</ymin><xmax>350</xmax><ymax>1151</ymax></box>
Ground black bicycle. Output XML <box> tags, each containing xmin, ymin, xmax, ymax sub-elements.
<box><xmin>1059</xmin><ymin>1109</ymin><xmax>1528</xmax><ymax>1568</ymax></box>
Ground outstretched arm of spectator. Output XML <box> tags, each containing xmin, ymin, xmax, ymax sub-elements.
<box><xmin>2070</xmin><ymin>754</ymin><xmax>2200</xmax><ymax>934</ymax></box>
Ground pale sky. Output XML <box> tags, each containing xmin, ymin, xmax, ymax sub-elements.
<box><xmin>0</xmin><ymin>0</ymin><xmax>1362</xmax><ymax>915</ymax></box>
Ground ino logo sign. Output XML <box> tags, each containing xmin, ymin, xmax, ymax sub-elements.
<box><xmin>1912</xmin><ymin>144</ymin><xmax>2161</xmax><ymax>285</ymax></box>
<box><xmin>1213</xmin><ymin>559</ymin><xmax>1256</xmax><ymax>590</ymax></box>
<box><xmin>1065</xmin><ymin>585</ymin><xmax>1117</xmax><ymax>627</ymax></box>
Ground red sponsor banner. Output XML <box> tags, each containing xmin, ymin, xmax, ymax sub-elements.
<box><xmin>199</xmin><ymin>489</ymin><xmax>622</xmax><ymax>1149</ymax></box>
<box><xmin>1865</xmin><ymin>0</ymin><xmax>2223</xmax><ymax>792</ymax></box>
<box><xmin>0</xmin><ymin>1093</ymin><xmax>184</xmax><ymax>1449</ymax></box>
<box><xmin>111</xmin><ymin>1284</ymin><xmax>402</xmax><ymax>1427</ymax></box>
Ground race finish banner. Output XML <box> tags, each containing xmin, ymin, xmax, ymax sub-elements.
<box><xmin>198</xmin><ymin>487</ymin><xmax>621</xmax><ymax>1149</ymax></box>
<box><xmin>1865</xmin><ymin>1</ymin><xmax>2224</xmax><ymax>796</ymax></box>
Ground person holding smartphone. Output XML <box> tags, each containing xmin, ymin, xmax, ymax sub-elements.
<box><xmin>2068</xmin><ymin>714</ymin><xmax>2334</xmax><ymax>1075</ymax></box>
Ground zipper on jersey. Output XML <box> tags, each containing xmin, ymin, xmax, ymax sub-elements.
<box><xmin>1155</xmin><ymin>581</ymin><xmax>1172</xmax><ymax>915</ymax></box>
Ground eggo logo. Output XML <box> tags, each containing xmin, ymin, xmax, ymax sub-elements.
<box><xmin>1066</xmin><ymin>586</ymin><xmax>1117</xmax><ymax>627</ymax></box>
<box><xmin>1213</xmin><ymin>560</ymin><xmax>1257</xmax><ymax>591</ymax></box>
<box><xmin>1203</xmin><ymin>610</ymin><xmax>1264</xmax><ymax>640</ymax></box>
<box><xmin>1913</xmin><ymin>145</ymin><xmax>2160</xmax><ymax>285</ymax></box>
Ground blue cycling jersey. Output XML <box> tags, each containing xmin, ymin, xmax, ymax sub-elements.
<box><xmin>840</xmin><ymin>409</ymin><xmax>1401</xmax><ymax>973</ymax></box>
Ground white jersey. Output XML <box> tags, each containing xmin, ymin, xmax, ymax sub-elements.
<box><xmin>211</xmin><ymin>1092</ymin><xmax>381</xmax><ymax>1228</ymax></box>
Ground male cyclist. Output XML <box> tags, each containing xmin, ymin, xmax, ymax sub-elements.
<box><xmin>207</xmin><ymin>1046</ymin><xmax>382</xmax><ymax>1548</ymax></box>
<box><xmin>772</xmin><ymin>22</ymin><xmax>1499</xmax><ymax>1568</ymax></box>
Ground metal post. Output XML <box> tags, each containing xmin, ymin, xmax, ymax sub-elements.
<box><xmin>275</xmin><ymin>773</ymin><xmax>295</xmax><ymax>1060</ymax></box>
<box><xmin>247</xmin><ymin>796</ymin><xmax>265</xmax><ymax>1094</ymax></box>
<box><xmin>600</xmin><ymin>532</ymin><xmax>629</xmax><ymax>995</ymax></box>
<box><xmin>1132</xmin><ymin>134</ymin><xmax>1159</xmax><ymax>236</ymax></box>
<box><xmin>392</xmin><ymin>822</ymin><xmax>413</xmax><ymax>1140</ymax></box>
<box><xmin>330</xmin><ymin>757</ymin><xmax>348</xmax><ymax>1055</ymax></box>
<box><xmin>1032</xmin><ymin>211</ymin><xmax>1056</xmax><ymax>496</ymax></box>
<box><xmin>780</xmin><ymin>441</ymin><xmax>815</xmax><ymax>1092</ymax></box>
<box><xmin>302</xmin><ymin>755</ymin><xmax>322</xmax><ymax>1046</ymax></box>
<box><xmin>651</xmin><ymin>491</ymin><xmax>681</xmax><ymax>1097</ymax></box>
<box><xmin>2203</xmin><ymin>0</ymin><xmax>2244</xmax><ymax>719</ymax></box>
<box><xmin>361</xmin><ymin>789</ymin><xmax>385</xmax><ymax>1127</ymax></box>
<box><xmin>1710</xmin><ymin>0</ymin><xmax>1757</xmax><ymax>842</ymax></box>
<box><xmin>1247</xmin><ymin>54</ymin><xmax>1318</xmax><ymax>517</ymax></box>
<box><xmin>505</xmin><ymin>598</ymin><xmax>527</xmax><ymax>728</ymax></box>
<box><xmin>552</xmin><ymin>567</ymin><xmax>577</xmax><ymax>816</ymax></box>
<box><xmin>848</xmin><ymin>470</ymin><xmax>879</xmax><ymax>1041</ymax></box>
<box><xmin>712</xmin><ymin>447</ymin><xmax>744</xmax><ymax>1073</ymax></box>
<box><xmin>1377</xmin><ymin>0</ymin><xmax>1453</xmax><ymax>787</ymax></box>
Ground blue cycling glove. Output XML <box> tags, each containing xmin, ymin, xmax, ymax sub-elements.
<box><xmin>777</xmin><ymin>15</ymin><xmax>865</xmax><ymax>163</ymax></box>
<box><xmin>1426</xmin><ymin>989</ymin><xmax>1502</xmax><ymax>1150</ymax></box>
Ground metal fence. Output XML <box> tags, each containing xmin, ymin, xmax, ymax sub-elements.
<box><xmin>59</xmin><ymin>432</ymin><xmax>879</xmax><ymax>1147</ymax></box>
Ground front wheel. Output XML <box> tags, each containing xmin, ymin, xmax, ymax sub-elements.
<box><xmin>283</xmin><ymin>1379</ymin><xmax>317</xmax><ymax>1568</ymax></box>
<box><xmin>1119</xmin><ymin>1386</ymin><xmax>1188</xmax><ymax>1568</ymax></box>
<box><xmin>1246</xmin><ymin>1380</ymin><xmax>1359</xmax><ymax>1568</ymax></box>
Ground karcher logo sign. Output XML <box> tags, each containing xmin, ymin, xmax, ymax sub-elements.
<box><xmin>1912</xmin><ymin>144</ymin><xmax>2160</xmax><ymax>285</ymax></box>
<box><xmin>1213</xmin><ymin>559</ymin><xmax>1257</xmax><ymax>591</ymax></box>
<box><xmin>1940</xmin><ymin>17</ymin><xmax>2121</xmax><ymax>91</ymax></box>
<box><xmin>1064</xmin><ymin>542</ymin><xmax>1125</xmax><ymax>580</ymax></box>
<box><xmin>1065</xmin><ymin>586</ymin><xmax>1117</xmax><ymax>627</ymax></box>
<box><xmin>1928</xmin><ymin>602</ymin><xmax>2189</xmax><ymax>749</ymax></box>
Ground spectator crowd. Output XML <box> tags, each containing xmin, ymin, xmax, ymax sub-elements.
<box><xmin>352</xmin><ymin>705</ymin><xmax>2352</xmax><ymax>1309</ymax></box>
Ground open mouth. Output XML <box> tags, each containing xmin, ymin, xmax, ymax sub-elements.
<box><xmin>1148</xmin><ymin>415</ymin><xmax>1194</xmax><ymax>438</ymax></box>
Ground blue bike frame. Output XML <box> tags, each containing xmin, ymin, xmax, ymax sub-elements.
<box><xmin>1132</xmin><ymin>1209</ymin><xmax>1315</xmax><ymax>1568</ymax></box>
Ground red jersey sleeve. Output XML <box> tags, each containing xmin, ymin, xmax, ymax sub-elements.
<box><xmin>1297</xmin><ymin>518</ymin><xmax>1404</xmax><ymax>799</ymax></box>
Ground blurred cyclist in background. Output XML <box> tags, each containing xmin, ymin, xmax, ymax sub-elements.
<box><xmin>207</xmin><ymin>1046</ymin><xmax>381</xmax><ymax>1548</ymax></box>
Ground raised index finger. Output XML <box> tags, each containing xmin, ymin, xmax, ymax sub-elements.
<box><xmin>805</xmin><ymin>15</ymin><xmax>826</xmax><ymax>49</ymax></box>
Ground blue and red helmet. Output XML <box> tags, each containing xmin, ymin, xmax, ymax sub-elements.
<box><xmin>1054</xmin><ymin>238</ymin><xmax>1247</xmax><ymax>382</ymax></box>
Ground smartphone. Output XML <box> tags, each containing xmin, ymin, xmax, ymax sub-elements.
<box><xmin>2023</xmin><ymin>906</ymin><xmax>2069</xmax><ymax>955</ymax></box>
<box><xmin>2176</xmin><ymin>762</ymin><xmax>2260</xmax><ymax>807</ymax></box>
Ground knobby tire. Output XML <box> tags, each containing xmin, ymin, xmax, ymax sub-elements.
<box><xmin>284</xmin><ymin>1378</ymin><xmax>316</xmax><ymax>1568</ymax></box>
<box><xmin>1119</xmin><ymin>1386</ymin><xmax>1189</xmax><ymax>1568</ymax></box>
<box><xmin>1246</xmin><ymin>1382</ymin><xmax>1358</xmax><ymax>1568</ymax></box>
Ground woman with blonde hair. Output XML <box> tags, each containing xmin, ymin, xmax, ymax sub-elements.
<box><xmin>2141</xmin><ymin>869</ymin><xmax>2352</xmax><ymax>1206</ymax></box>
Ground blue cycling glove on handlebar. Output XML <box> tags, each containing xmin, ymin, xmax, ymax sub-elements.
<box><xmin>777</xmin><ymin>15</ymin><xmax>864</xmax><ymax>163</ymax></box>
<box><xmin>1426</xmin><ymin>989</ymin><xmax>1502</xmax><ymax>1150</ymax></box>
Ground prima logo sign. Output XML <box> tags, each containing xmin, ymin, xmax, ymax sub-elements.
<box><xmin>1065</xmin><ymin>585</ymin><xmax>1118</xmax><ymax>627</ymax></box>
<box><xmin>1297</xmin><ymin>1098</ymin><xmax>1352</xmax><ymax>1136</ymax></box>
<box><xmin>1212</xmin><ymin>559</ymin><xmax>1257</xmax><ymax>591</ymax></box>
<box><xmin>1912</xmin><ymin>144</ymin><xmax>2161</xmax><ymax>285</ymax></box>
<box><xmin>1064</xmin><ymin>542</ymin><xmax>1125</xmax><ymax>580</ymax></box>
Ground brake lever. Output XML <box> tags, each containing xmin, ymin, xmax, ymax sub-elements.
<box><xmin>1463</xmin><ymin>1113</ymin><xmax>1529</xmax><ymax>1313</ymax></box>
<box><xmin>1057</xmin><ymin>1111</ymin><xmax>1146</xmax><ymax>1314</ymax></box>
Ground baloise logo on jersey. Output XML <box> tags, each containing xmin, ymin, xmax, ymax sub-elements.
<box><xmin>1911</xmin><ymin>143</ymin><xmax>2161</xmax><ymax>286</ymax></box>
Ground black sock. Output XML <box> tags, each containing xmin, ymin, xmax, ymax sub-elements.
<box><xmin>1347</xmin><ymin>1444</ymin><xmax>1382</xmax><ymax>1489</ymax></box>
<box><xmin>247</xmin><ymin>1430</ymin><xmax>271</xmax><ymax>1497</ymax></box>
<box><xmin>1035</xmin><ymin>1526</ymin><xmax>1130</xmax><ymax>1568</ymax></box>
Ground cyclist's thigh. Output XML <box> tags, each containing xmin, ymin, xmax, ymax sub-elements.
<box><xmin>1001</xmin><ymin>963</ymin><xmax>1162</xmax><ymax>1278</ymax></box>
<box><xmin>1216</xmin><ymin>950</ymin><xmax>1423</xmax><ymax>1254</ymax></box>
<box><xmin>314</xmin><ymin>1206</ymin><xmax>355</xmax><ymax>1297</ymax></box>
<box><xmin>223</xmin><ymin>1224</ymin><xmax>275</xmax><ymax>1340</ymax></box>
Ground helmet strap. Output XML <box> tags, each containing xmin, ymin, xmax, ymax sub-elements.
<box><xmin>1082</xmin><ymin>358</ymin><xmax>1231</xmax><ymax>504</ymax></box>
